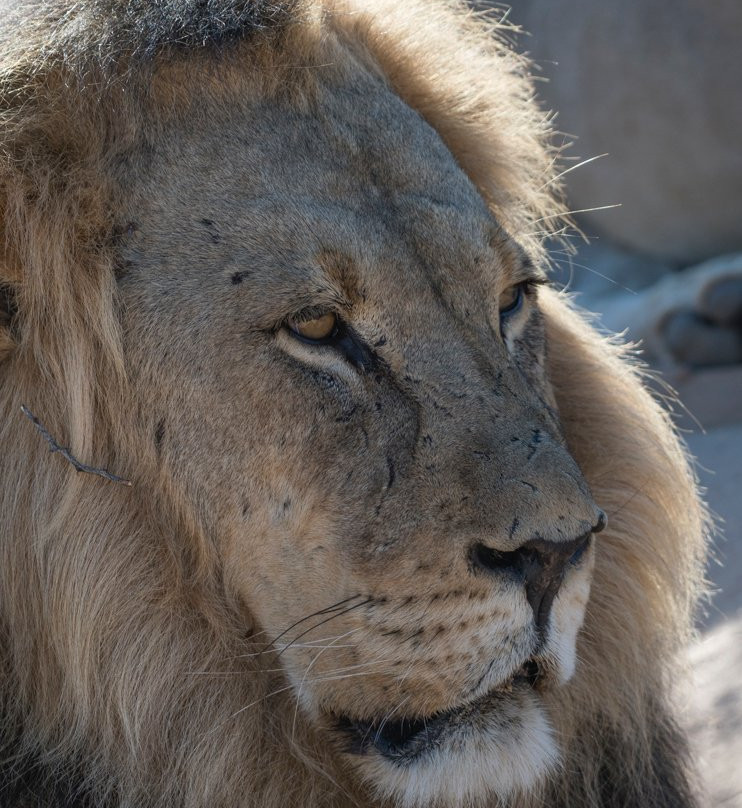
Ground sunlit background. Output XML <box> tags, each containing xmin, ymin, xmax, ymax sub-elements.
<box><xmin>472</xmin><ymin>1</ymin><xmax>742</xmax><ymax>803</ymax></box>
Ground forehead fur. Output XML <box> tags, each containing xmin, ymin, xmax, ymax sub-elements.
<box><xmin>0</xmin><ymin>0</ymin><xmax>564</xmax><ymax>272</ymax></box>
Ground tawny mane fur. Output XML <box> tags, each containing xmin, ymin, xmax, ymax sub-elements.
<box><xmin>0</xmin><ymin>2</ymin><xmax>706</xmax><ymax>806</ymax></box>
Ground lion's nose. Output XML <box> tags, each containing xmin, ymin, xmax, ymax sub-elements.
<box><xmin>470</xmin><ymin>512</ymin><xmax>605</xmax><ymax>630</ymax></box>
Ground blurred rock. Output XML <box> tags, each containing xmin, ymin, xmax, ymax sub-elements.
<box><xmin>663</xmin><ymin>311</ymin><xmax>742</xmax><ymax>368</ymax></box>
<box><xmin>549</xmin><ymin>239</ymin><xmax>672</xmax><ymax>297</ymax></box>
<box><xmin>688</xmin><ymin>614</ymin><xmax>742</xmax><ymax>807</ymax></box>
<box><xmin>698</xmin><ymin>274</ymin><xmax>742</xmax><ymax>326</ymax></box>
<box><xmin>669</xmin><ymin>366</ymin><xmax>742</xmax><ymax>430</ymax></box>
<box><xmin>474</xmin><ymin>0</ymin><xmax>742</xmax><ymax>264</ymax></box>
<box><xmin>562</xmin><ymin>249</ymin><xmax>742</xmax><ymax>372</ymax></box>
<box><xmin>685</xmin><ymin>425</ymin><xmax>742</xmax><ymax>626</ymax></box>
<box><xmin>664</xmin><ymin>398</ymin><xmax>742</xmax><ymax>805</ymax></box>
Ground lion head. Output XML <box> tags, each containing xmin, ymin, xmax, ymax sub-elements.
<box><xmin>0</xmin><ymin>2</ymin><xmax>706</xmax><ymax>807</ymax></box>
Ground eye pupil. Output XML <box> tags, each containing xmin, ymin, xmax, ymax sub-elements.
<box><xmin>288</xmin><ymin>312</ymin><xmax>338</xmax><ymax>342</ymax></box>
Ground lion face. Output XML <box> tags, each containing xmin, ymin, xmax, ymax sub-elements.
<box><xmin>117</xmin><ymin>63</ymin><xmax>603</xmax><ymax>807</ymax></box>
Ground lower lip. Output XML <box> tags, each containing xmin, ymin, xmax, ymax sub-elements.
<box><xmin>336</xmin><ymin>659</ymin><xmax>542</xmax><ymax>762</ymax></box>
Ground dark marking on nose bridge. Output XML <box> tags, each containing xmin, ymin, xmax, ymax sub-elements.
<box><xmin>335</xmin><ymin>405</ymin><xmax>357</xmax><ymax>423</ymax></box>
<box><xmin>154</xmin><ymin>419</ymin><xmax>165</xmax><ymax>452</ymax></box>
<box><xmin>508</xmin><ymin>517</ymin><xmax>520</xmax><ymax>539</ymax></box>
<box><xmin>200</xmin><ymin>218</ymin><xmax>220</xmax><ymax>244</ymax></box>
<box><xmin>526</xmin><ymin>429</ymin><xmax>543</xmax><ymax>460</ymax></box>
<box><xmin>231</xmin><ymin>271</ymin><xmax>248</xmax><ymax>285</ymax></box>
<box><xmin>114</xmin><ymin>258</ymin><xmax>137</xmax><ymax>279</ymax></box>
<box><xmin>386</xmin><ymin>456</ymin><xmax>396</xmax><ymax>489</ymax></box>
<box><xmin>111</xmin><ymin>223</ymin><xmax>139</xmax><ymax>278</ymax></box>
<box><xmin>431</xmin><ymin>400</ymin><xmax>453</xmax><ymax>418</ymax></box>
<box><xmin>112</xmin><ymin>221</ymin><xmax>138</xmax><ymax>243</ymax></box>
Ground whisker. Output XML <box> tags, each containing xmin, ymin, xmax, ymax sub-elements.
<box><xmin>539</xmin><ymin>153</ymin><xmax>609</xmax><ymax>190</ymax></box>
<box><xmin>548</xmin><ymin>254</ymin><xmax>640</xmax><ymax>295</ymax></box>
<box><xmin>265</xmin><ymin>594</ymin><xmax>365</xmax><ymax>651</ymax></box>
<box><xmin>291</xmin><ymin>626</ymin><xmax>367</xmax><ymax>744</ymax></box>
<box><xmin>373</xmin><ymin>695</ymin><xmax>411</xmax><ymax>747</ymax></box>
<box><xmin>275</xmin><ymin>641</ymin><xmax>357</xmax><ymax>651</ymax></box>
<box><xmin>228</xmin><ymin>595</ymin><xmax>365</xmax><ymax>662</ymax></box>
<box><xmin>235</xmin><ymin>640</ymin><xmax>358</xmax><ymax>659</ymax></box>
<box><xmin>197</xmin><ymin>682</ymin><xmax>297</xmax><ymax>747</ymax></box>
<box><xmin>277</xmin><ymin>598</ymin><xmax>373</xmax><ymax>658</ymax></box>
<box><xmin>185</xmin><ymin>668</ymin><xmax>290</xmax><ymax>676</ymax></box>
<box><xmin>532</xmin><ymin>203</ymin><xmax>621</xmax><ymax>224</ymax></box>
<box><xmin>275</xmin><ymin>628</ymin><xmax>364</xmax><ymax>650</ymax></box>
<box><xmin>311</xmin><ymin>668</ymin><xmax>398</xmax><ymax>684</ymax></box>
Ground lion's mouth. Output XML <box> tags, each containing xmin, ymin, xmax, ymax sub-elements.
<box><xmin>336</xmin><ymin>659</ymin><xmax>542</xmax><ymax>763</ymax></box>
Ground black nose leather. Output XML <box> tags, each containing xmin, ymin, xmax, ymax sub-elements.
<box><xmin>593</xmin><ymin>510</ymin><xmax>608</xmax><ymax>533</ymax></box>
<box><xmin>470</xmin><ymin>531</ymin><xmax>593</xmax><ymax>630</ymax></box>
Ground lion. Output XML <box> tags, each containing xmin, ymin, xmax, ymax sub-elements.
<box><xmin>0</xmin><ymin>1</ymin><xmax>707</xmax><ymax>807</ymax></box>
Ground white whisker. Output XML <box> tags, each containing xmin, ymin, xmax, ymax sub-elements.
<box><xmin>373</xmin><ymin>695</ymin><xmax>411</xmax><ymax>746</ymax></box>
<box><xmin>532</xmin><ymin>203</ymin><xmax>621</xmax><ymax>224</ymax></box>
<box><xmin>548</xmin><ymin>254</ymin><xmax>639</xmax><ymax>294</ymax></box>
<box><xmin>539</xmin><ymin>153</ymin><xmax>609</xmax><ymax>190</ymax></box>
<box><xmin>292</xmin><ymin>626</ymin><xmax>367</xmax><ymax>744</ymax></box>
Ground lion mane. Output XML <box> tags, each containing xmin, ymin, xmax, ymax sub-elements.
<box><xmin>0</xmin><ymin>1</ymin><xmax>706</xmax><ymax>807</ymax></box>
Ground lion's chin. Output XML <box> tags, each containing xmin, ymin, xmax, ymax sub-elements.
<box><xmin>335</xmin><ymin>663</ymin><xmax>558</xmax><ymax>808</ymax></box>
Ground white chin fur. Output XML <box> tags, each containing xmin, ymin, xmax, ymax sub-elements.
<box><xmin>357</xmin><ymin>692</ymin><xmax>557</xmax><ymax>808</ymax></box>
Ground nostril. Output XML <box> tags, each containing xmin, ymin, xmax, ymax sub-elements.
<box><xmin>593</xmin><ymin>510</ymin><xmax>608</xmax><ymax>534</ymax></box>
<box><xmin>470</xmin><ymin>531</ymin><xmax>594</xmax><ymax>630</ymax></box>
<box><xmin>470</xmin><ymin>542</ymin><xmax>525</xmax><ymax>578</ymax></box>
<box><xmin>568</xmin><ymin>533</ymin><xmax>592</xmax><ymax>566</ymax></box>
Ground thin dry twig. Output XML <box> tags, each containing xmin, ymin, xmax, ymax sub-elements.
<box><xmin>20</xmin><ymin>404</ymin><xmax>132</xmax><ymax>487</ymax></box>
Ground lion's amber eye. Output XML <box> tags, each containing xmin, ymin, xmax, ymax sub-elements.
<box><xmin>287</xmin><ymin>312</ymin><xmax>338</xmax><ymax>342</ymax></box>
<box><xmin>499</xmin><ymin>283</ymin><xmax>525</xmax><ymax>317</ymax></box>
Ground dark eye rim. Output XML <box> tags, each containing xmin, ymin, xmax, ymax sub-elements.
<box><xmin>499</xmin><ymin>282</ymin><xmax>527</xmax><ymax>320</ymax></box>
<box><xmin>283</xmin><ymin>314</ymin><xmax>377</xmax><ymax>373</ymax></box>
